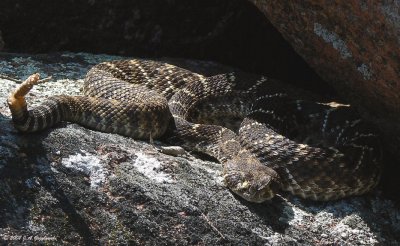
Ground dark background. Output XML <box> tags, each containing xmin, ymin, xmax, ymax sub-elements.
<box><xmin>0</xmin><ymin>0</ymin><xmax>334</xmax><ymax>97</ymax></box>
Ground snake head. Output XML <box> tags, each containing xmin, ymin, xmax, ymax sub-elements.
<box><xmin>223</xmin><ymin>154</ymin><xmax>281</xmax><ymax>203</ymax></box>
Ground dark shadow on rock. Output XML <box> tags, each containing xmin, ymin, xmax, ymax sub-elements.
<box><xmin>234</xmin><ymin>193</ymin><xmax>293</xmax><ymax>233</ymax></box>
<box><xmin>0</xmin><ymin>113</ymin><xmax>8</xmax><ymax>133</ymax></box>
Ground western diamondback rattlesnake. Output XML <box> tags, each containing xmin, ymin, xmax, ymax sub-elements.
<box><xmin>7</xmin><ymin>59</ymin><xmax>382</xmax><ymax>202</ymax></box>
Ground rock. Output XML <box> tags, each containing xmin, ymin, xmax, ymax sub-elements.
<box><xmin>250</xmin><ymin>0</ymin><xmax>400</xmax><ymax>199</ymax></box>
<box><xmin>0</xmin><ymin>52</ymin><xmax>399</xmax><ymax>245</ymax></box>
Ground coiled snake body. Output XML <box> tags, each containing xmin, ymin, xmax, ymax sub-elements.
<box><xmin>8</xmin><ymin>60</ymin><xmax>382</xmax><ymax>202</ymax></box>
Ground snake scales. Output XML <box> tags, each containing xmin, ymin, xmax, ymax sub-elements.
<box><xmin>7</xmin><ymin>59</ymin><xmax>382</xmax><ymax>202</ymax></box>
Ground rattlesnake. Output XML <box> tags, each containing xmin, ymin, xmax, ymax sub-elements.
<box><xmin>7</xmin><ymin>59</ymin><xmax>382</xmax><ymax>202</ymax></box>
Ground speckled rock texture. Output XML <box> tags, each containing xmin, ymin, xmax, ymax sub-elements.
<box><xmin>250</xmin><ymin>1</ymin><xmax>400</xmax><ymax>196</ymax></box>
<box><xmin>0</xmin><ymin>53</ymin><xmax>399</xmax><ymax>245</ymax></box>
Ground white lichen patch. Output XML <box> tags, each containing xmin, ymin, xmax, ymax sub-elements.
<box><xmin>133</xmin><ymin>152</ymin><xmax>174</xmax><ymax>183</ymax></box>
<box><xmin>314</xmin><ymin>23</ymin><xmax>352</xmax><ymax>59</ymax></box>
<box><xmin>62</xmin><ymin>151</ymin><xmax>109</xmax><ymax>189</ymax></box>
<box><xmin>286</xmin><ymin>204</ymin><xmax>313</xmax><ymax>226</ymax></box>
<box><xmin>357</xmin><ymin>63</ymin><xmax>373</xmax><ymax>80</ymax></box>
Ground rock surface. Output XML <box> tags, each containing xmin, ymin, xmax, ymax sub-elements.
<box><xmin>0</xmin><ymin>53</ymin><xmax>399</xmax><ymax>245</ymax></box>
<box><xmin>250</xmin><ymin>1</ymin><xmax>400</xmax><ymax>195</ymax></box>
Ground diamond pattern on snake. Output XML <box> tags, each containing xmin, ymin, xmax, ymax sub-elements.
<box><xmin>7</xmin><ymin>59</ymin><xmax>382</xmax><ymax>202</ymax></box>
